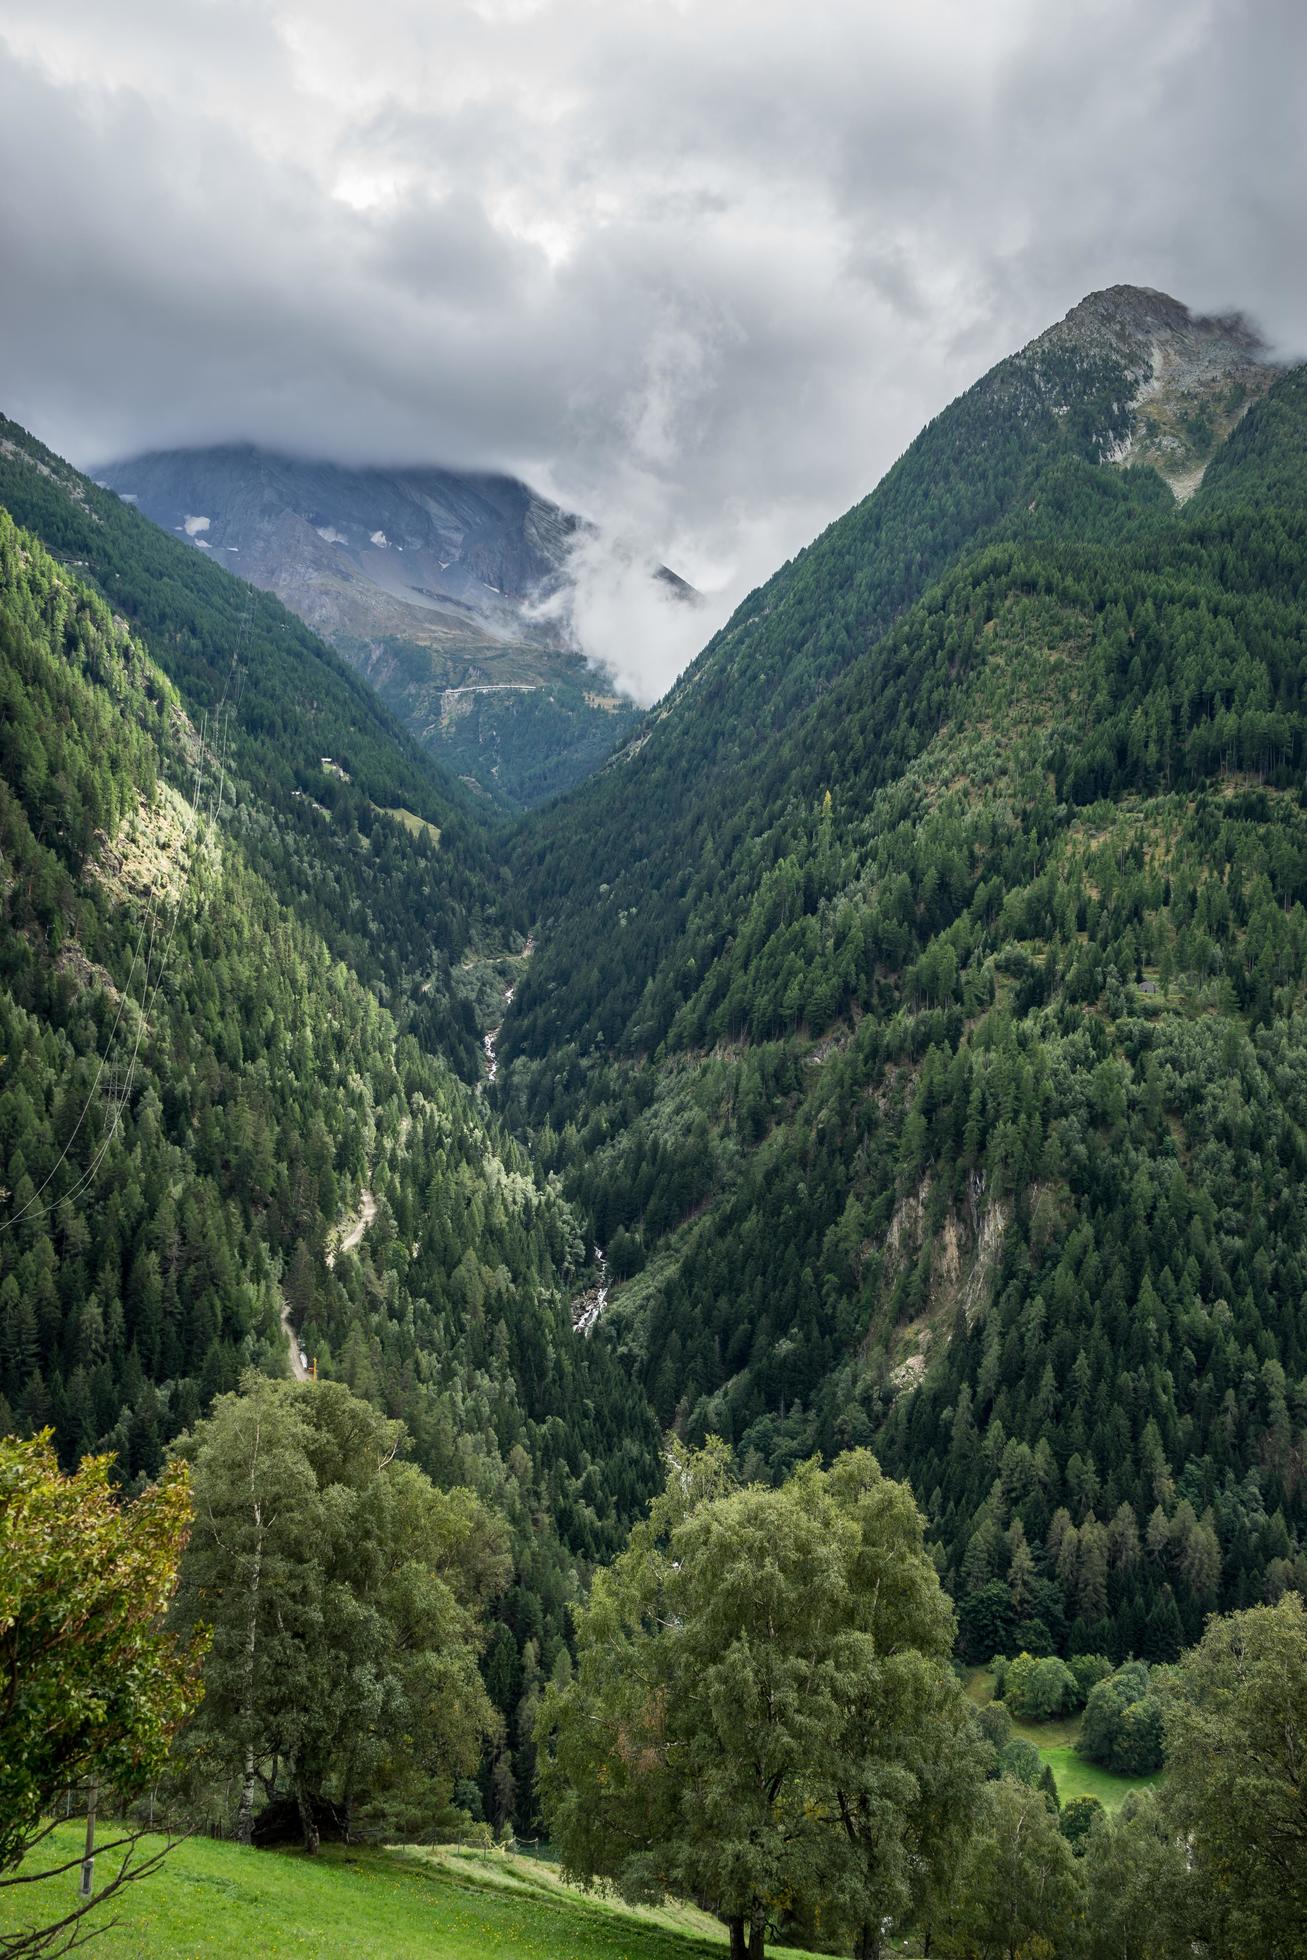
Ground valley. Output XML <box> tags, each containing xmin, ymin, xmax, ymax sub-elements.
<box><xmin>3</xmin><ymin>282</ymin><xmax>1307</xmax><ymax>1959</ymax></box>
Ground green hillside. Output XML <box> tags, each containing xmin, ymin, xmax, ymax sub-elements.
<box><xmin>0</xmin><ymin>413</ymin><xmax>512</xmax><ymax>1074</ymax></box>
<box><xmin>499</xmin><ymin>296</ymin><xmax>1307</xmax><ymax>1661</ymax></box>
<box><xmin>0</xmin><ymin>1828</ymin><xmax>809</xmax><ymax>1960</ymax></box>
<box><xmin>338</xmin><ymin>628</ymin><xmax>642</xmax><ymax>813</ymax></box>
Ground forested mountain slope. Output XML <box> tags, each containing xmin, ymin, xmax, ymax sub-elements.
<box><xmin>0</xmin><ymin>414</ymin><xmax>515</xmax><ymax>1071</ymax></box>
<box><xmin>0</xmin><ymin>433</ymin><xmax>661</xmax><ymax>1828</ymax></box>
<box><xmin>499</xmin><ymin>290</ymin><xmax>1307</xmax><ymax>1661</ymax></box>
<box><xmin>507</xmin><ymin>288</ymin><xmax>1281</xmax><ymax>1061</ymax></box>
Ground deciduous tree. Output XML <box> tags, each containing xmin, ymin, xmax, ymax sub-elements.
<box><xmin>0</xmin><ymin>1432</ymin><xmax>203</xmax><ymax>1956</ymax></box>
<box><xmin>1161</xmin><ymin>1593</ymin><xmax>1307</xmax><ymax>1956</ymax></box>
<box><xmin>937</xmin><ymin>1775</ymin><xmax>1085</xmax><ymax>1960</ymax></box>
<box><xmin>173</xmin><ymin>1377</ymin><xmax>508</xmax><ymax>1849</ymax></box>
<box><xmin>538</xmin><ymin>1442</ymin><xmax>978</xmax><ymax>1959</ymax></box>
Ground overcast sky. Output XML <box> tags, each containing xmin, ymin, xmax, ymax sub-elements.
<box><xmin>1</xmin><ymin>0</ymin><xmax>1304</xmax><ymax>697</ymax></box>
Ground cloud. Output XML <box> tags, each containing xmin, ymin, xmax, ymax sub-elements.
<box><xmin>0</xmin><ymin>0</ymin><xmax>1303</xmax><ymax>700</ymax></box>
<box><xmin>530</xmin><ymin>531</ymin><xmax>709</xmax><ymax>706</ymax></box>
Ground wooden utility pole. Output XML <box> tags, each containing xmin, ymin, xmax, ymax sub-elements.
<box><xmin>79</xmin><ymin>1779</ymin><xmax>98</xmax><ymax>1899</ymax></box>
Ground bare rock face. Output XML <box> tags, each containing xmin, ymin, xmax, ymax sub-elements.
<box><xmin>99</xmin><ymin>445</ymin><xmax>584</xmax><ymax>654</ymax></box>
<box><xmin>1031</xmin><ymin>284</ymin><xmax>1284</xmax><ymax>498</ymax></box>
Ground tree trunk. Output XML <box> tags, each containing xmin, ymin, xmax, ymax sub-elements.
<box><xmin>236</xmin><ymin>1744</ymin><xmax>257</xmax><ymax>1847</ymax></box>
<box><xmin>748</xmin><ymin>1910</ymin><xmax>766</xmax><ymax>1960</ymax></box>
<box><xmin>295</xmin><ymin>1773</ymin><xmax>320</xmax><ymax>1855</ymax></box>
<box><xmin>726</xmin><ymin>1916</ymin><xmax>747</xmax><ymax>1960</ymax></box>
<box><xmin>856</xmin><ymin>1921</ymin><xmax>882</xmax><ymax>1960</ymax></box>
<box><xmin>236</xmin><ymin>1432</ymin><xmax>264</xmax><ymax>1845</ymax></box>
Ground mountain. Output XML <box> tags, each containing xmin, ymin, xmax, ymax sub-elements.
<box><xmin>0</xmin><ymin>412</ymin><xmax>661</xmax><ymax>1829</ymax></box>
<box><xmin>99</xmin><ymin>444</ymin><xmax>683</xmax><ymax>809</ymax></box>
<box><xmin>6</xmin><ymin>278</ymin><xmax>1307</xmax><ymax>1705</ymax></box>
<box><xmin>500</xmin><ymin>286</ymin><xmax>1307</xmax><ymax>1659</ymax></box>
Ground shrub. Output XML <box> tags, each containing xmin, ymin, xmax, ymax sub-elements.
<box><xmin>1005</xmin><ymin>1651</ymin><xmax>1079</xmax><ymax>1721</ymax></box>
<box><xmin>1079</xmin><ymin>1662</ymin><xmax>1164</xmax><ymax>1774</ymax></box>
<box><xmin>1060</xmin><ymin>1794</ymin><xmax>1105</xmax><ymax>1853</ymax></box>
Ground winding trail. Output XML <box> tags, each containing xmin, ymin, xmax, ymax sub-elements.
<box><xmin>281</xmin><ymin>1293</ymin><xmax>310</xmax><ymax>1381</ymax></box>
<box><xmin>328</xmin><ymin>1187</ymin><xmax>377</xmax><ymax>1269</ymax></box>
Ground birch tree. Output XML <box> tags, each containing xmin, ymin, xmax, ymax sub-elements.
<box><xmin>175</xmin><ymin>1376</ymin><xmax>507</xmax><ymax>1849</ymax></box>
<box><xmin>538</xmin><ymin>1442</ymin><xmax>979</xmax><ymax>1958</ymax></box>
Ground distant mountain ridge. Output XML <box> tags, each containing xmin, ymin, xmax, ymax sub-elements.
<box><xmin>101</xmin><ymin>446</ymin><xmax>580</xmax><ymax>647</ymax></box>
<box><xmin>99</xmin><ymin>445</ymin><xmax>690</xmax><ymax>809</ymax></box>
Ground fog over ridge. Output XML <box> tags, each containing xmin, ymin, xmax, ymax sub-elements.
<box><xmin>1</xmin><ymin>0</ymin><xmax>1304</xmax><ymax>697</ymax></box>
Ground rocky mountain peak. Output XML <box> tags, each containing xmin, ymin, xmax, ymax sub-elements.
<box><xmin>1046</xmin><ymin>283</ymin><xmax>1267</xmax><ymax>371</ymax></box>
<box><xmin>1032</xmin><ymin>284</ymin><xmax>1283</xmax><ymax>499</ymax></box>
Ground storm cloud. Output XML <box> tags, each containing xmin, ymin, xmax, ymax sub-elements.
<box><xmin>1</xmin><ymin>0</ymin><xmax>1304</xmax><ymax>698</ymax></box>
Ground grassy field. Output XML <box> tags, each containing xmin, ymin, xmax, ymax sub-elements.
<box><xmin>0</xmin><ymin>1827</ymin><xmax>813</xmax><ymax>1960</ymax></box>
<box><xmin>377</xmin><ymin>804</ymin><xmax>441</xmax><ymax>846</ymax></box>
<box><xmin>1035</xmin><ymin>1742</ymin><xmax>1160</xmax><ymax>1808</ymax></box>
<box><xmin>5</xmin><ymin>1700</ymin><xmax>1156</xmax><ymax>1960</ymax></box>
<box><xmin>963</xmin><ymin>1669</ymin><xmax>1161</xmax><ymax>1810</ymax></box>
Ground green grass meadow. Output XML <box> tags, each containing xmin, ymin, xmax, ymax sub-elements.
<box><xmin>963</xmin><ymin>1669</ymin><xmax>1162</xmax><ymax>1810</ymax></box>
<box><xmin>0</xmin><ymin>1827</ymin><xmax>814</xmax><ymax>1960</ymax></box>
<box><xmin>4</xmin><ymin>1688</ymin><xmax>1157</xmax><ymax>1958</ymax></box>
<box><xmin>1036</xmin><ymin>1742</ymin><xmax>1160</xmax><ymax>1807</ymax></box>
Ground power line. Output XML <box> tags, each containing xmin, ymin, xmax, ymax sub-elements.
<box><xmin>1</xmin><ymin>588</ymin><xmax>255</xmax><ymax>1233</ymax></box>
<box><xmin>0</xmin><ymin>733</ymin><xmax>202</xmax><ymax>1234</ymax></box>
